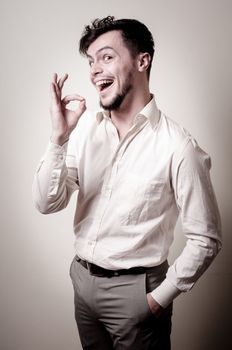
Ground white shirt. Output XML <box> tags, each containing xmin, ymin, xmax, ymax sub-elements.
<box><xmin>32</xmin><ymin>97</ymin><xmax>222</xmax><ymax>307</ymax></box>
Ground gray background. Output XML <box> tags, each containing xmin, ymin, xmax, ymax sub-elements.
<box><xmin>1</xmin><ymin>0</ymin><xmax>231</xmax><ymax>349</ymax></box>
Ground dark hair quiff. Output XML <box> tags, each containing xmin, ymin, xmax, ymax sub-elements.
<box><xmin>79</xmin><ymin>16</ymin><xmax>155</xmax><ymax>78</ymax></box>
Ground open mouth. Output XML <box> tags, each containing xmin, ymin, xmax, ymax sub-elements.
<box><xmin>95</xmin><ymin>79</ymin><xmax>114</xmax><ymax>93</ymax></box>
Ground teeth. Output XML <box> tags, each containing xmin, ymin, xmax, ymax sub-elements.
<box><xmin>95</xmin><ymin>79</ymin><xmax>113</xmax><ymax>86</ymax></box>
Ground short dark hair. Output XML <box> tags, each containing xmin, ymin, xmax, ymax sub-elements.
<box><xmin>79</xmin><ymin>16</ymin><xmax>155</xmax><ymax>78</ymax></box>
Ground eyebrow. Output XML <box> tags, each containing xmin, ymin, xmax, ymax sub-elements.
<box><xmin>86</xmin><ymin>46</ymin><xmax>116</xmax><ymax>59</ymax></box>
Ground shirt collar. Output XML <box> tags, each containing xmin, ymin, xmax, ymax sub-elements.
<box><xmin>96</xmin><ymin>109</ymin><xmax>110</xmax><ymax>123</ymax></box>
<box><xmin>96</xmin><ymin>94</ymin><xmax>160</xmax><ymax>129</ymax></box>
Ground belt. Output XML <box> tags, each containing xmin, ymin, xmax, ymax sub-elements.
<box><xmin>76</xmin><ymin>256</ymin><xmax>166</xmax><ymax>278</ymax></box>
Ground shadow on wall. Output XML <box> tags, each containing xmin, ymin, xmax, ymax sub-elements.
<box><xmin>172</xmin><ymin>211</ymin><xmax>232</xmax><ymax>350</ymax></box>
<box><xmin>206</xmin><ymin>217</ymin><xmax>232</xmax><ymax>350</ymax></box>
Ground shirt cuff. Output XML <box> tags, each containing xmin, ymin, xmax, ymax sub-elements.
<box><xmin>46</xmin><ymin>140</ymin><xmax>69</xmax><ymax>155</ymax></box>
<box><xmin>150</xmin><ymin>278</ymin><xmax>181</xmax><ymax>308</ymax></box>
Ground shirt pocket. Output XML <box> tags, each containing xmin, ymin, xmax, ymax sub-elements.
<box><xmin>116</xmin><ymin>172</ymin><xmax>166</xmax><ymax>226</ymax></box>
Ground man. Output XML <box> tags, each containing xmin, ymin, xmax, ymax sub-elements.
<box><xmin>33</xmin><ymin>16</ymin><xmax>222</xmax><ymax>350</ymax></box>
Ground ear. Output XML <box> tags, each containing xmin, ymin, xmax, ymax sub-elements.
<box><xmin>137</xmin><ymin>53</ymin><xmax>151</xmax><ymax>73</ymax></box>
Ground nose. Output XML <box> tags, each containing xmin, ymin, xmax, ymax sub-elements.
<box><xmin>90</xmin><ymin>60</ymin><xmax>103</xmax><ymax>77</ymax></box>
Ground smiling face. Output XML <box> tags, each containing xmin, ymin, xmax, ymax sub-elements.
<box><xmin>87</xmin><ymin>30</ymin><xmax>138</xmax><ymax>111</ymax></box>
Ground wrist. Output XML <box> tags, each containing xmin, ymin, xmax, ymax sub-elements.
<box><xmin>50</xmin><ymin>133</ymin><xmax>69</xmax><ymax>146</ymax></box>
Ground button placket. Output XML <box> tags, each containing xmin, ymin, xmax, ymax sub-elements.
<box><xmin>89</xmin><ymin>122</ymin><xmax>146</xmax><ymax>262</ymax></box>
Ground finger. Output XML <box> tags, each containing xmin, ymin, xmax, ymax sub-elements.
<box><xmin>53</xmin><ymin>73</ymin><xmax>63</xmax><ymax>94</ymax></box>
<box><xmin>62</xmin><ymin>94</ymin><xmax>85</xmax><ymax>105</ymax></box>
<box><xmin>58</xmin><ymin>73</ymin><xmax>68</xmax><ymax>89</ymax></box>
<box><xmin>50</xmin><ymin>82</ymin><xmax>56</xmax><ymax>98</ymax></box>
<box><xmin>52</xmin><ymin>73</ymin><xmax>58</xmax><ymax>84</ymax></box>
<box><xmin>54</xmin><ymin>82</ymin><xmax>60</xmax><ymax>97</ymax></box>
<box><xmin>51</xmin><ymin>73</ymin><xmax>61</xmax><ymax>97</ymax></box>
<box><xmin>50</xmin><ymin>82</ymin><xmax>59</xmax><ymax>104</ymax></box>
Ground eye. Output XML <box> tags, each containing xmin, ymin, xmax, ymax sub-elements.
<box><xmin>103</xmin><ymin>55</ymin><xmax>112</xmax><ymax>62</ymax></box>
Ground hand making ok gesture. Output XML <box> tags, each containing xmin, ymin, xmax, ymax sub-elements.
<box><xmin>50</xmin><ymin>73</ymin><xmax>86</xmax><ymax>145</ymax></box>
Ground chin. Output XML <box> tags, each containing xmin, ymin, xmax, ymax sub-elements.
<box><xmin>100</xmin><ymin>93</ymin><xmax>125</xmax><ymax>111</ymax></box>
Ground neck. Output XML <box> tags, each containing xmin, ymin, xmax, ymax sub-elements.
<box><xmin>110</xmin><ymin>86</ymin><xmax>151</xmax><ymax>134</ymax></box>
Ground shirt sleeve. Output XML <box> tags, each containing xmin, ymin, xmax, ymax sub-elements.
<box><xmin>151</xmin><ymin>138</ymin><xmax>222</xmax><ymax>308</ymax></box>
<box><xmin>32</xmin><ymin>138</ymin><xmax>79</xmax><ymax>214</ymax></box>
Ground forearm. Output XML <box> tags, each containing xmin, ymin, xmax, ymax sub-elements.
<box><xmin>151</xmin><ymin>235</ymin><xmax>221</xmax><ymax>308</ymax></box>
<box><xmin>32</xmin><ymin>141</ymin><xmax>78</xmax><ymax>214</ymax></box>
<box><xmin>151</xmin><ymin>138</ymin><xmax>222</xmax><ymax>308</ymax></box>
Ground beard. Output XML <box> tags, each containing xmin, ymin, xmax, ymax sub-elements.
<box><xmin>99</xmin><ymin>73</ymin><xmax>133</xmax><ymax>111</ymax></box>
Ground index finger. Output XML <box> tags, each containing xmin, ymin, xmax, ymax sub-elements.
<box><xmin>62</xmin><ymin>94</ymin><xmax>85</xmax><ymax>105</ymax></box>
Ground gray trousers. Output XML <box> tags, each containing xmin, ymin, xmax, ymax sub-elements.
<box><xmin>70</xmin><ymin>256</ymin><xmax>172</xmax><ymax>350</ymax></box>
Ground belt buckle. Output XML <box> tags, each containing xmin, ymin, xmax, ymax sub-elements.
<box><xmin>86</xmin><ymin>262</ymin><xmax>113</xmax><ymax>277</ymax></box>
